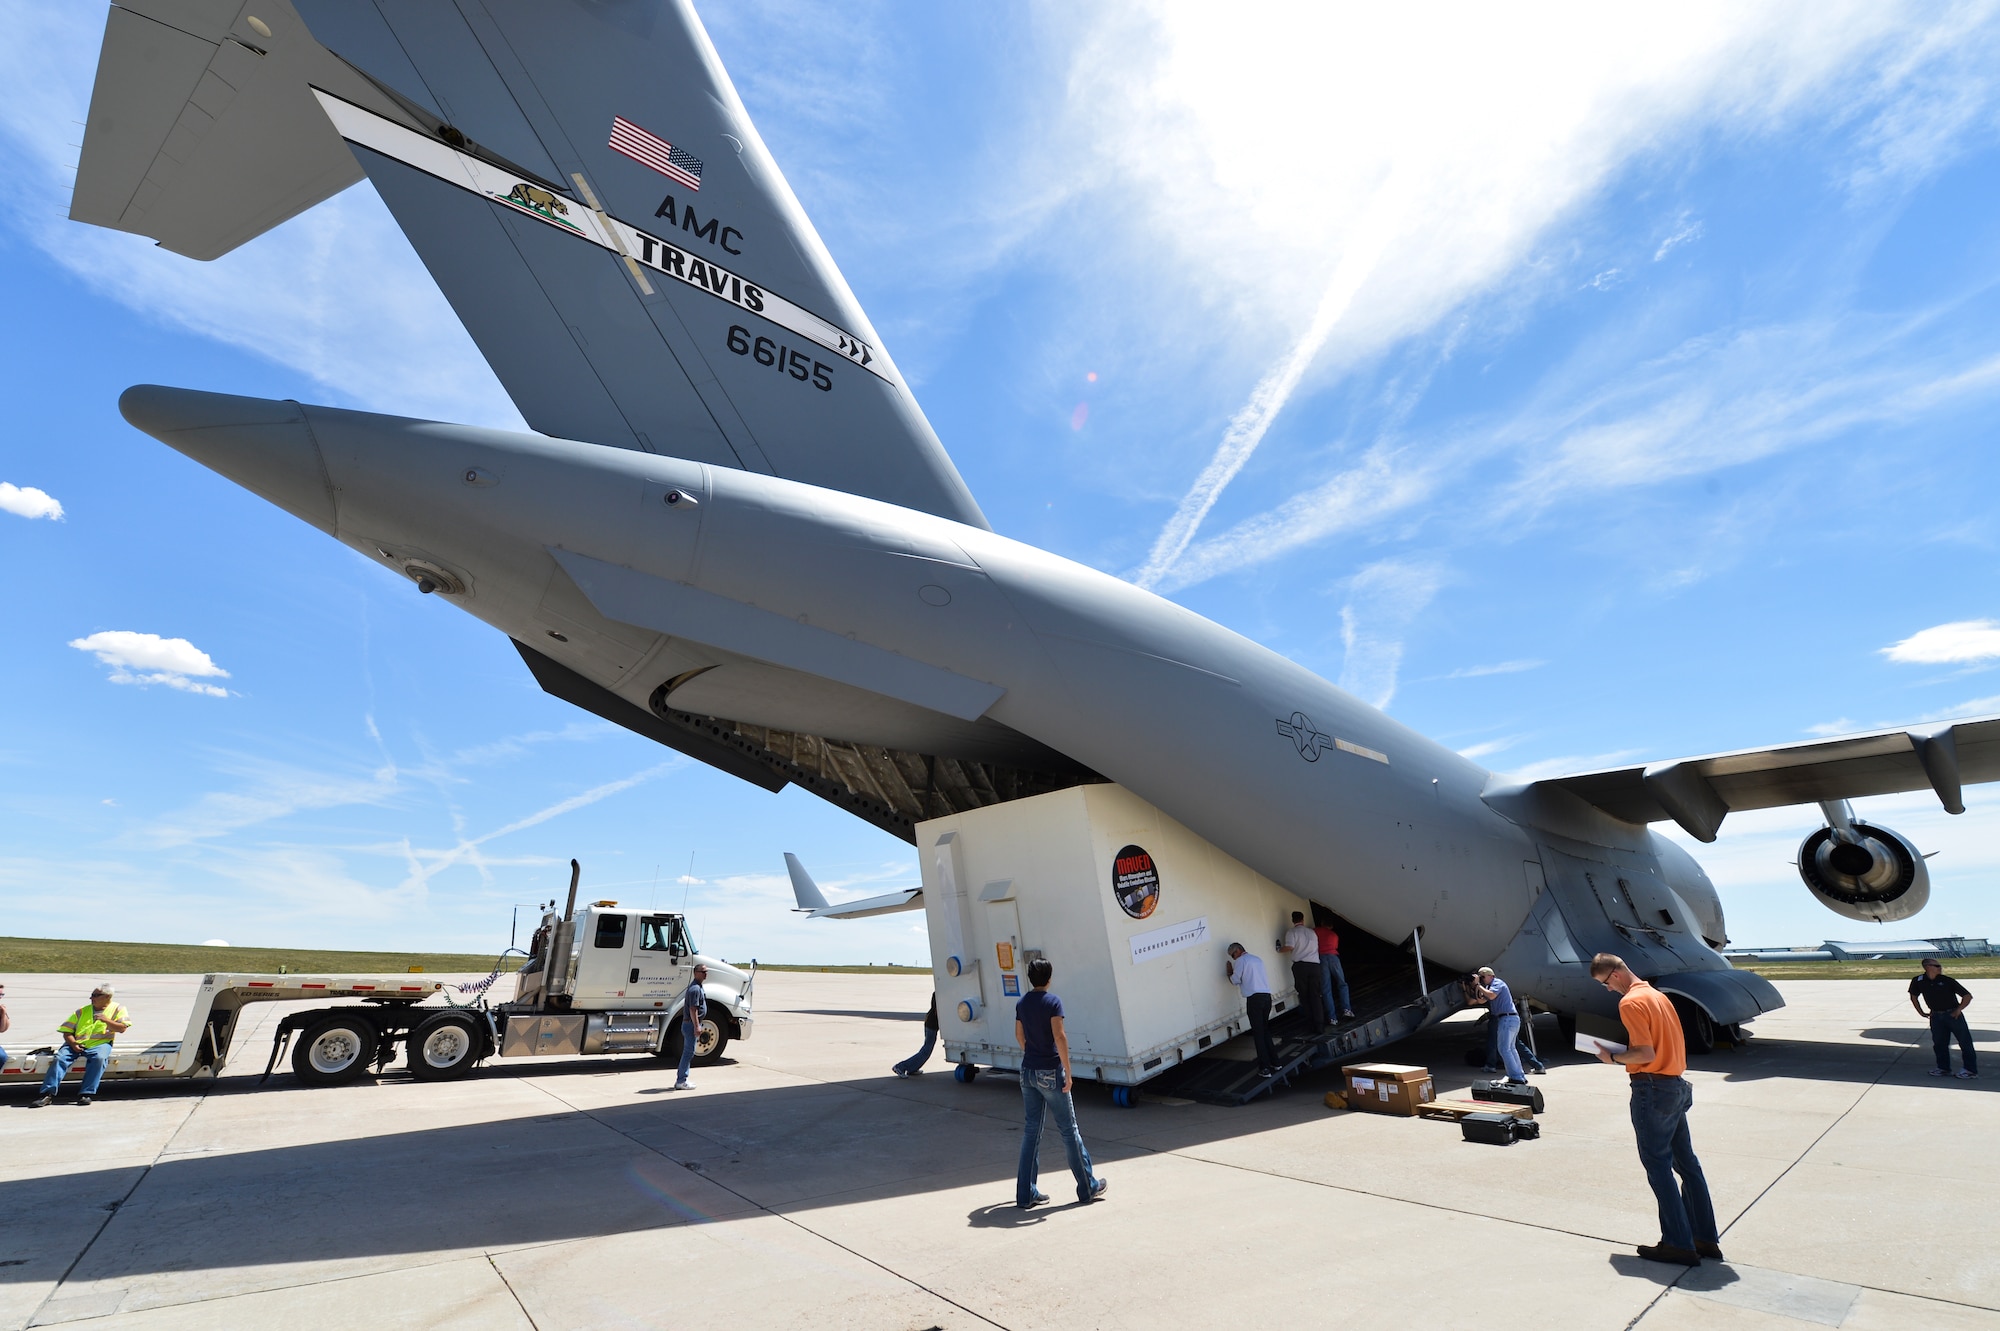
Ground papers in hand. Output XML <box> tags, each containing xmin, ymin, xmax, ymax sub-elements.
<box><xmin>1576</xmin><ymin>1033</ymin><xmax>1627</xmax><ymax>1057</ymax></box>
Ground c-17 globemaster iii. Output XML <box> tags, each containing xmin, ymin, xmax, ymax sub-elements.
<box><xmin>72</xmin><ymin>0</ymin><xmax>1999</xmax><ymax>1073</ymax></box>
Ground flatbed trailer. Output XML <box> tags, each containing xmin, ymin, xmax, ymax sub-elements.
<box><xmin>0</xmin><ymin>973</ymin><xmax>448</xmax><ymax>1087</ymax></box>
<box><xmin>2</xmin><ymin>883</ymin><xmax>756</xmax><ymax>1090</ymax></box>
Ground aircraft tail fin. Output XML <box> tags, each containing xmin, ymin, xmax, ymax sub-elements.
<box><xmin>74</xmin><ymin>0</ymin><xmax>986</xmax><ymax>527</ymax></box>
<box><xmin>784</xmin><ymin>853</ymin><xmax>831</xmax><ymax>913</ymax></box>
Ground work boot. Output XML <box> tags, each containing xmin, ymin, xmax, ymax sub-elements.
<box><xmin>1637</xmin><ymin>1243</ymin><xmax>1700</xmax><ymax>1266</ymax></box>
<box><xmin>1696</xmin><ymin>1241</ymin><xmax>1725</xmax><ymax>1261</ymax></box>
<box><xmin>29</xmin><ymin>1094</ymin><xmax>54</xmax><ymax>1108</ymax></box>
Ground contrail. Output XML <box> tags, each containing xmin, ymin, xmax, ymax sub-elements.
<box><xmin>1133</xmin><ymin>184</ymin><xmax>1405</xmax><ymax>590</ymax></box>
<box><xmin>403</xmin><ymin>761</ymin><xmax>678</xmax><ymax>889</ymax></box>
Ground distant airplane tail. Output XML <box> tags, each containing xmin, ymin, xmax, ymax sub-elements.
<box><xmin>783</xmin><ymin>854</ymin><xmax>923</xmax><ymax>920</ymax></box>
<box><xmin>784</xmin><ymin>852</ymin><xmax>830</xmax><ymax>913</ymax></box>
<box><xmin>72</xmin><ymin>0</ymin><xmax>986</xmax><ymax>527</ymax></box>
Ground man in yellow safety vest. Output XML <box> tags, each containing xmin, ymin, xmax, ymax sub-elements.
<box><xmin>30</xmin><ymin>984</ymin><xmax>131</xmax><ymax>1107</ymax></box>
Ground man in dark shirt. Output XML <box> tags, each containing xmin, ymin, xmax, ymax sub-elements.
<box><xmin>674</xmin><ymin>964</ymin><xmax>707</xmax><ymax>1091</ymax></box>
<box><xmin>1910</xmin><ymin>957</ymin><xmax>1977</xmax><ymax>1079</ymax></box>
<box><xmin>1014</xmin><ymin>959</ymin><xmax>1106</xmax><ymax>1208</ymax></box>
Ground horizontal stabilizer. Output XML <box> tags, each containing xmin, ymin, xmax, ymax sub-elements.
<box><xmin>1503</xmin><ymin>714</ymin><xmax>2000</xmax><ymax>842</ymax></box>
<box><xmin>72</xmin><ymin>1</ymin><xmax>411</xmax><ymax>260</ymax></box>
<box><xmin>800</xmin><ymin>888</ymin><xmax>924</xmax><ymax>921</ymax></box>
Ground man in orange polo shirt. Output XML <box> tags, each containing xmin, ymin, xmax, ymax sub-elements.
<box><xmin>1589</xmin><ymin>953</ymin><xmax>1720</xmax><ymax>1268</ymax></box>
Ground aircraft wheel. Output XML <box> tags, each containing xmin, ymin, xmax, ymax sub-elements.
<box><xmin>954</xmin><ymin>1063</ymin><xmax>978</xmax><ymax>1084</ymax></box>
<box><xmin>292</xmin><ymin>1013</ymin><xmax>377</xmax><ymax>1086</ymax></box>
<box><xmin>408</xmin><ymin>1012</ymin><xmax>483</xmax><ymax>1081</ymax></box>
<box><xmin>1671</xmin><ymin>995</ymin><xmax>1715</xmax><ymax>1057</ymax></box>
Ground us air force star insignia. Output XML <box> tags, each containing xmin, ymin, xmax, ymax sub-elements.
<box><xmin>1276</xmin><ymin>712</ymin><xmax>1335</xmax><ymax>762</ymax></box>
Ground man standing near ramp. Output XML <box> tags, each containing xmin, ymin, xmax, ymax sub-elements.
<box><xmin>1276</xmin><ymin>911</ymin><xmax>1328</xmax><ymax>1033</ymax></box>
<box><xmin>1014</xmin><ymin>959</ymin><xmax>1106</xmax><ymax>1208</ymax></box>
<box><xmin>31</xmin><ymin>983</ymin><xmax>130</xmax><ymax>1108</ymax></box>
<box><xmin>1591</xmin><ymin>953</ymin><xmax>1720</xmax><ymax>1267</ymax></box>
<box><xmin>1910</xmin><ymin>956</ymin><xmax>1977</xmax><ymax>1079</ymax></box>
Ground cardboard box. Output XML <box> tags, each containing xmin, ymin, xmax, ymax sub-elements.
<box><xmin>1342</xmin><ymin>1062</ymin><xmax>1435</xmax><ymax>1116</ymax></box>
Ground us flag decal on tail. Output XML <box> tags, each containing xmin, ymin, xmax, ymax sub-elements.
<box><xmin>609</xmin><ymin>116</ymin><xmax>703</xmax><ymax>190</ymax></box>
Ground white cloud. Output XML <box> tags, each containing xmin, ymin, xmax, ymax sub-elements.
<box><xmin>1805</xmin><ymin>718</ymin><xmax>1858</xmax><ymax>737</ymax></box>
<box><xmin>1497</xmin><ymin>749</ymin><xmax>1647</xmax><ymax>784</ymax></box>
<box><xmin>143</xmin><ymin>755</ymin><xmax>398</xmax><ymax>847</ymax></box>
<box><xmin>69</xmin><ymin>630</ymin><xmax>231</xmax><ymax>698</ymax></box>
<box><xmin>0</xmin><ymin>482</ymin><xmax>62</xmax><ymax>520</ymax></box>
<box><xmin>1456</xmin><ymin>737</ymin><xmax>1520</xmax><ymax>762</ymax></box>
<box><xmin>1883</xmin><ymin>620</ymin><xmax>2000</xmax><ymax>665</ymax></box>
<box><xmin>1092</xmin><ymin>2</ymin><xmax>1961</xmax><ymax>588</ymax></box>
<box><xmin>1337</xmin><ymin>559</ymin><xmax>1444</xmax><ymax>710</ymax></box>
<box><xmin>0</xmin><ymin>6</ymin><xmax>520</xmax><ymax>429</ymax></box>
<box><xmin>1918</xmin><ymin>694</ymin><xmax>2000</xmax><ymax>723</ymax></box>
<box><xmin>1447</xmin><ymin>660</ymin><xmax>1546</xmax><ymax>680</ymax></box>
<box><xmin>1653</xmin><ymin>216</ymin><xmax>1705</xmax><ymax>261</ymax></box>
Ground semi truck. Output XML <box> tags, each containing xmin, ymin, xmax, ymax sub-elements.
<box><xmin>1</xmin><ymin>864</ymin><xmax>754</xmax><ymax>1091</ymax></box>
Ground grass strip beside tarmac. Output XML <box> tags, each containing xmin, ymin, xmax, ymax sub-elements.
<box><xmin>0</xmin><ymin>936</ymin><xmax>527</xmax><ymax>976</ymax></box>
<box><xmin>1729</xmin><ymin>956</ymin><xmax>2000</xmax><ymax>981</ymax></box>
<box><xmin>0</xmin><ymin>937</ymin><xmax>929</xmax><ymax>976</ymax></box>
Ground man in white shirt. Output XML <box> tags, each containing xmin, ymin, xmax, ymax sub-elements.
<box><xmin>1226</xmin><ymin>944</ymin><xmax>1278</xmax><ymax>1076</ymax></box>
<box><xmin>1276</xmin><ymin>911</ymin><xmax>1328</xmax><ymax>1033</ymax></box>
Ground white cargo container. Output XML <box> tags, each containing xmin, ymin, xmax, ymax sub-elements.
<box><xmin>921</xmin><ymin>783</ymin><xmax>1308</xmax><ymax>1086</ymax></box>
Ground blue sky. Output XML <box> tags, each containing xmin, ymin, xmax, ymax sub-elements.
<box><xmin>5</xmin><ymin>2</ymin><xmax>2000</xmax><ymax>963</ymax></box>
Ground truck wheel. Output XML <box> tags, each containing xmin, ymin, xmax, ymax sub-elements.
<box><xmin>292</xmin><ymin>1013</ymin><xmax>377</xmax><ymax>1086</ymax></box>
<box><xmin>693</xmin><ymin>1016</ymin><xmax>729</xmax><ymax>1064</ymax></box>
<box><xmin>408</xmin><ymin>1012</ymin><xmax>483</xmax><ymax>1081</ymax></box>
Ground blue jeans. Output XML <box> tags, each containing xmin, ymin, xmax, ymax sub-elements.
<box><xmin>42</xmin><ymin>1044</ymin><xmax>110</xmax><ymax>1096</ymax></box>
<box><xmin>1629</xmin><ymin>1076</ymin><xmax>1717</xmax><ymax>1251</ymax></box>
<box><xmin>1931</xmin><ymin>1012</ymin><xmax>1977</xmax><ymax>1073</ymax></box>
<box><xmin>1485</xmin><ymin>1012</ymin><xmax>1544</xmax><ymax>1073</ymax></box>
<box><xmin>1494</xmin><ymin>1013</ymin><xmax>1526</xmax><ymax>1081</ymax></box>
<box><xmin>1322</xmin><ymin>955</ymin><xmax>1351</xmax><ymax>1014</ymax></box>
<box><xmin>676</xmin><ymin>1019</ymin><xmax>698</xmax><ymax>1084</ymax></box>
<box><xmin>1018</xmin><ymin>1067</ymin><xmax>1097</xmax><ymax>1205</ymax></box>
<box><xmin>895</xmin><ymin>1025</ymin><xmax>938</xmax><ymax>1075</ymax></box>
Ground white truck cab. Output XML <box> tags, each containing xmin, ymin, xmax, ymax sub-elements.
<box><xmin>508</xmin><ymin>901</ymin><xmax>754</xmax><ymax>1063</ymax></box>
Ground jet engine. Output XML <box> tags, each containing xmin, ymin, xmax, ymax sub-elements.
<box><xmin>1797</xmin><ymin>801</ymin><xmax>1930</xmax><ymax>923</ymax></box>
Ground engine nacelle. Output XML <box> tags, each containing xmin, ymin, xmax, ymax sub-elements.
<box><xmin>1797</xmin><ymin>818</ymin><xmax>1930</xmax><ymax>923</ymax></box>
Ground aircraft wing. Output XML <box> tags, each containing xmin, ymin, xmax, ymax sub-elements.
<box><xmin>1523</xmin><ymin>715</ymin><xmax>2000</xmax><ymax>842</ymax></box>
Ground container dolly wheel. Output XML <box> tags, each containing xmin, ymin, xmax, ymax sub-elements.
<box><xmin>1111</xmin><ymin>1085</ymin><xmax>1137</xmax><ymax>1108</ymax></box>
<box><xmin>954</xmin><ymin>1063</ymin><xmax>979</xmax><ymax>1084</ymax></box>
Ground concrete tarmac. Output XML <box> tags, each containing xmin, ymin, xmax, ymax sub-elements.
<box><xmin>0</xmin><ymin>972</ymin><xmax>1992</xmax><ymax>1330</ymax></box>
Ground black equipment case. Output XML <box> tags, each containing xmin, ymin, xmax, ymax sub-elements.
<box><xmin>1475</xmin><ymin>1080</ymin><xmax>1545</xmax><ymax>1114</ymax></box>
<box><xmin>1460</xmin><ymin>1111</ymin><xmax>1519</xmax><ymax>1145</ymax></box>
